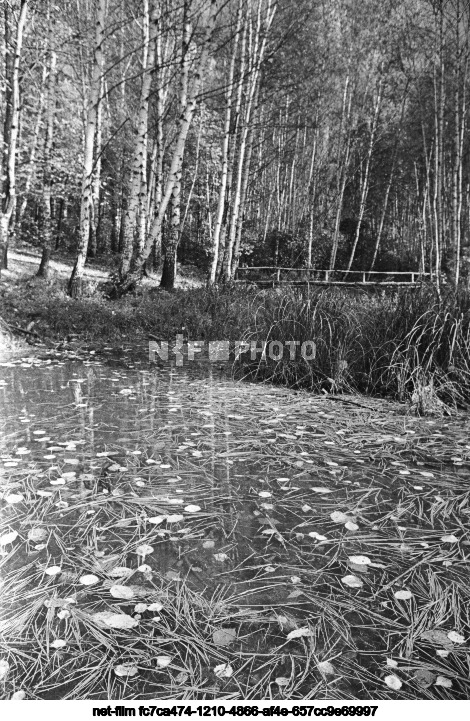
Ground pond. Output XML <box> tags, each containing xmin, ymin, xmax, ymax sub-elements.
<box><xmin>0</xmin><ymin>349</ymin><xmax>469</xmax><ymax>700</ymax></box>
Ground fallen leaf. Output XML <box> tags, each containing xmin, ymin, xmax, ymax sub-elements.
<box><xmin>447</xmin><ymin>631</ymin><xmax>465</xmax><ymax>644</ymax></box>
<box><xmin>136</xmin><ymin>544</ymin><xmax>153</xmax><ymax>557</ymax></box>
<box><xmin>213</xmin><ymin>628</ymin><xmax>237</xmax><ymax>646</ymax></box>
<box><xmin>384</xmin><ymin>674</ymin><xmax>402</xmax><ymax>690</ymax></box>
<box><xmin>91</xmin><ymin>611</ymin><xmax>138</xmax><ymax>629</ymax></box>
<box><xmin>114</xmin><ymin>663</ymin><xmax>138</xmax><ymax>677</ymax></box>
<box><xmin>165</xmin><ymin>514</ymin><xmax>184</xmax><ymax>523</ymax></box>
<box><xmin>308</xmin><ymin>531</ymin><xmax>328</xmax><ymax>541</ymax></box>
<box><xmin>27</xmin><ymin>528</ymin><xmax>47</xmax><ymax>542</ymax></box>
<box><xmin>341</xmin><ymin>575</ymin><xmax>363</xmax><ymax>588</ymax></box>
<box><xmin>0</xmin><ymin>530</ymin><xmax>19</xmax><ymax>545</ymax></box>
<box><xmin>386</xmin><ymin>659</ymin><xmax>398</xmax><ymax>668</ymax></box>
<box><xmin>214</xmin><ymin>663</ymin><xmax>233</xmax><ymax>678</ymax></box>
<box><xmin>345</xmin><ymin>521</ymin><xmax>359</xmax><ymax>531</ymax></box>
<box><xmin>51</xmin><ymin>639</ymin><xmax>66</xmax><ymax>649</ymax></box>
<box><xmin>11</xmin><ymin>690</ymin><xmax>26</xmax><ymax>700</ymax></box>
<box><xmin>435</xmin><ymin>676</ymin><xmax>452</xmax><ymax>688</ymax></box>
<box><xmin>317</xmin><ymin>660</ymin><xmax>335</xmax><ymax>675</ymax></box>
<box><xmin>286</xmin><ymin>627</ymin><xmax>313</xmax><ymax>640</ymax></box>
<box><xmin>0</xmin><ymin>659</ymin><xmax>9</xmax><ymax>681</ymax></box>
<box><xmin>79</xmin><ymin>574</ymin><xmax>99</xmax><ymax>586</ymax></box>
<box><xmin>441</xmin><ymin>535</ymin><xmax>459</xmax><ymax>543</ymax></box>
<box><xmin>213</xmin><ymin>553</ymin><xmax>229</xmax><ymax>562</ymax></box>
<box><xmin>394</xmin><ymin>590</ymin><xmax>413</xmax><ymax>600</ymax></box>
<box><xmin>156</xmin><ymin>655</ymin><xmax>172</xmax><ymax>668</ymax></box>
<box><xmin>110</xmin><ymin>584</ymin><xmax>135</xmax><ymax>599</ymax></box>
<box><xmin>348</xmin><ymin>555</ymin><xmax>371</xmax><ymax>565</ymax></box>
<box><xmin>108</xmin><ymin>567</ymin><xmax>134</xmax><ymax>578</ymax></box>
<box><xmin>275</xmin><ymin>677</ymin><xmax>290</xmax><ymax>687</ymax></box>
<box><xmin>4</xmin><ymin>493</ymin><xmax>24</xmax><ymax>504</ymax></box>
<box><xmin>414</xmin><ymin>668</ymin><xmax>435</xmax><ymax>688</ymax></box>
<box><xmin>330</xmin><ymin>511</ymin><xmax>350</xmax><ymax>523</ymax></box>
<box><xmin>45</xmin><ymin>565</ymin><xmax>62</xmax><ymax>576</ymax></box>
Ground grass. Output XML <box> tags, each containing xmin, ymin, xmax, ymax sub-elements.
<box><xmin>0</xmin><ymin>363</ymin><xmax>469</xmax><ymax>700</ymax></box>
<box><xmin>3</xmin><ymin>276</ymin><xmax>470</xmax><ymax>409</ymax></box>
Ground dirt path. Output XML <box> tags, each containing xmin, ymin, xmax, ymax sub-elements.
<box><xmin>3</xmin><ymin>249</ymin><xmax>201</xmax><ymax>288</ymax></box>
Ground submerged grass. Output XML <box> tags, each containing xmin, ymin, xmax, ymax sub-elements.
<box><xmin>0</xmin><ymin>358</ymin><xmax>469</xmax><ymax>699</ymax></box>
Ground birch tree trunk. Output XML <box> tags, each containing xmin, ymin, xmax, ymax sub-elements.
<box><xmin>37</xmin><ymin>45</ymin><xmax>57</xmax><ymax>278</ymax></box>
<box><xmin>0</xmin><ymin>0</ymin><xmax>29</xmax><ymax>276</ymax></box>
<box><xmin>208</xmin><ymin>0</ymin><xmax>243</xmax><ymax>285</ymax></box>
<box><xmin>345</xmin><ymin>75</ymin><xmax>383</xmax><ymax>272</ymax></box>
<box><xmin>67</xmin><ymin>0</ymin><xmax>106</xmax><ymax>297</ymax></box>
<box><xmin>221</xmin><ymin>0</ymin><xmax>276</xmax><ymax>281</ymax></box>
<box><xmin>119</xmin><ymin>0</ymin><xmax>159</xmax><ymax>278</ymax></box>
<box><xmin>159</xmin><ymin>0</ymin><xmax>190</xmax><ymax>291</ymax></box>
<box><xmin>121</xmin><ymin>0</ymin><xmax>219</xmax><ymax>289</ymax></box>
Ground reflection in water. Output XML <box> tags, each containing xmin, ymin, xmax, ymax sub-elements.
<box><xmin>1</xmin><ymin>356</ymin><xmax>470</xmax><ymax>700</ymax></box>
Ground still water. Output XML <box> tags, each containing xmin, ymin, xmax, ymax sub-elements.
<box><xmin>0</xmin><ymin>351</ymin><xmax>469</xmax><ymax>700</ymax></box>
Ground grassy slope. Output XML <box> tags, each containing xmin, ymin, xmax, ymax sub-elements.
<box><xmin>2</xmin><ymin>261</ymin><xmax>470</xmax><ymax>406</ymax></box>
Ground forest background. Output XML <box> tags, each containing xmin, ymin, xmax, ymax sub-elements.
<box><xmin>1</xmin><ymin>0</ymin><xmax>469</xmax><ymax>297</ymax></box>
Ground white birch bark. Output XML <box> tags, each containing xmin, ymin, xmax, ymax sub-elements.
<box><xmin>68</xmin><ymin>0</ymin><xmax>106</xmax><ymax>296</ymax></box>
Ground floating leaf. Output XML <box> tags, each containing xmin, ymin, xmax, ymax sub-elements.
<box><xmin>348</xmin><ymin>555</ymin><xmax>371</xmax><ymax>566</ymax></box>
<box><xmin>108</xmin><ymin>567</ymin><xmax>134</xmax><ymax>578</ymax></box>
<box><xmin>311</xmin><ymin>487</ymin><xmax>332</xmax><ymax>494</ymax></box>
<box><xmin>341</xmin><ymin>575</ymin><xmax>363</xmax><ymax>588</ymax></box>
<box><xmin>148</xmin><ymin>602</ymin><xmax>163</xmax><ymax>612</ymax></box>
<box><xmin>394</xmin><ymin>590</ymin><xmax>413</xmax><ymax>600</ymax></box>
<box><xmin>110</xmin><ymin>584</ymin><xmax>134</xmax><ymax>599</ymax></box>
<box><xmin>308</xmin><ymin>531</ymin><xmax>328</xmax><ymax>541</ymax></box>
<box><xmin>0</xmin><ymin>530</ymin><xmax>18</xmax><ymax>546</ymax></box>
<box><xmin>45</xmin><ymin>565</ymin><xmax>62</xmax><ymax>576</ymax></box>
<box><xmin>148</xmin><ymin>516</ymin><xmax>166</xmax><ymax>525</ymax></box>
<box><xmin>317</xmin><ymin>660</ymin><xmax>335</xmax><ymax>675</ymax></box>
<box><xmin>447</xmin><ymin>631</ymin><xmax>465</xmax><ymax>644</ymax></box>
<box><xmin>345</xmin><ymin>521</ymin><xmax>359</xmax><ymax>531</ymax></box>
<box><xmin>258</xmin><ymin>491</ymin><xmax>272</xmax><ymax>498</ymax></box>
<box><xmin>213</xmin><ymin>628</ymin><xmax>236</xmax><ymax>646</ymax></box>
<box><xmin>203</xmin><ymin>540</ymin><xmax>215</xmax><ymax>549</ymax></box>
<box><xmin>27</xmin><ymin>528</ymin><xmax>46</xmax><ymax>542</ymax></box>
<box><xmin>165</xmin><ymin>515</ymin><xmax>184</xmax><ymax>523</ymax></box>
<box><xmin>156</xmin><ymin>655</ymin><xmax>172</xmax><ymax>668</ymax></box>
<box><xmin>136</xmin><ymin>544</ymin><xmax>153</xmax><ymax>557</ymax></box>
<box><xmin>79</xmin><ymin>574</ymin><xmax>99</xmax><ymax>586</ymax></box>
<box><xmin>441</xmin><ymin>535</ymin><xmax>459</xmax><ymax>543</ymax></box>
<box><xmin>414</xmin><ymin>669</ymin><xmax>435</xmax><ymax>688</ymax></box>
<box><xmin>214</xmin><ymin>663</ymin><xmax>233</xmax><ymax>678</ymax></box>
<box><xmin>114</xmin><ymin>663</ymin><xmax>138</xmax><ymax>677</ymax></box>
<box><xmin>386</xmin><ymin>659</ymin><xmax>398</xmax><ymax>668</ymax></box>
<box><xmin>286</xmin><ymin>627</ymin><xmax>313</xmax><ymax>640</ymax></box>
<box><xmin>213</xmin><ymin>553</ymin><xmax>229</xmax><ymax>562</ymax></box>
<box><xmin>330</xmin><ymin>511</ymin><xmax>350</xmax><ymax>524</ymax></box>
<box><xmin>91</xmin><ymin>611</ymin><xmax>138</xmax><ymax>629</ymax></box>
<box><xmin>435</xmin><ymin>676</ymin><xmax>452</xmax><ymax>688</ymax></box>
<box><xmin>51</xmin><ymin>639</ymin><xmax>66</xmax><ymax>649</ymax></box>
<box><xmin>421</xmin><ymin>630</ymin><xmax>453</xmax><ymax>647</ymax></box>
<box><xmin>184</xmin><ymin>505</ymin><xmax>201</xmax><ymax>513</ymax></box>
<box><xmin>275</xmin><ymin>677</ymin><xmax>290</xmax><ymax>687</ymax></box>
<box><xmin>0</xmin><ymin>659</ymin><xmax>10</xmax><ymax>681</ymax></box>
<box><xmin>384</xmin><ymin>674</ymin><xmax>402</xmax><ymax>690</ymax></box>
<box><xmin>4</xmin><ymin>493</ymin><xmax>24</xmax><ymax>504</ymax></box>
<box><xmin>11</xmin><ymin>690</ymin><xmax>26</xmax><ymax>700</ymax></box>
<box><xmin>436</xmin><ymin>649</ymin><xmax>450</xmax><ymax>658</ymax></box>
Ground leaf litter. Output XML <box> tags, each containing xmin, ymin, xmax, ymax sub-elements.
<box><xmin>0</xmin><ymin>355</ymin><xmax>470</xmax><ymax>700</ymax></box>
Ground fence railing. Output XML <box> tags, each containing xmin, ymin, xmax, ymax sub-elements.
<box><xmin>234</xmin><ymin>267</ymin><xmax>431</xmax><ymax>286</ymax></box>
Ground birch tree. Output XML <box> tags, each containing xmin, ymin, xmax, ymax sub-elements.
<box><xmin>67</xmin><ymin>0</ymin><xmax>106</xmax><ymax>297</ymax></box>
<box><xmin>0</xmin><ymin>0</ymin><xmax>29</xmax><ymax>275</ymax></box>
